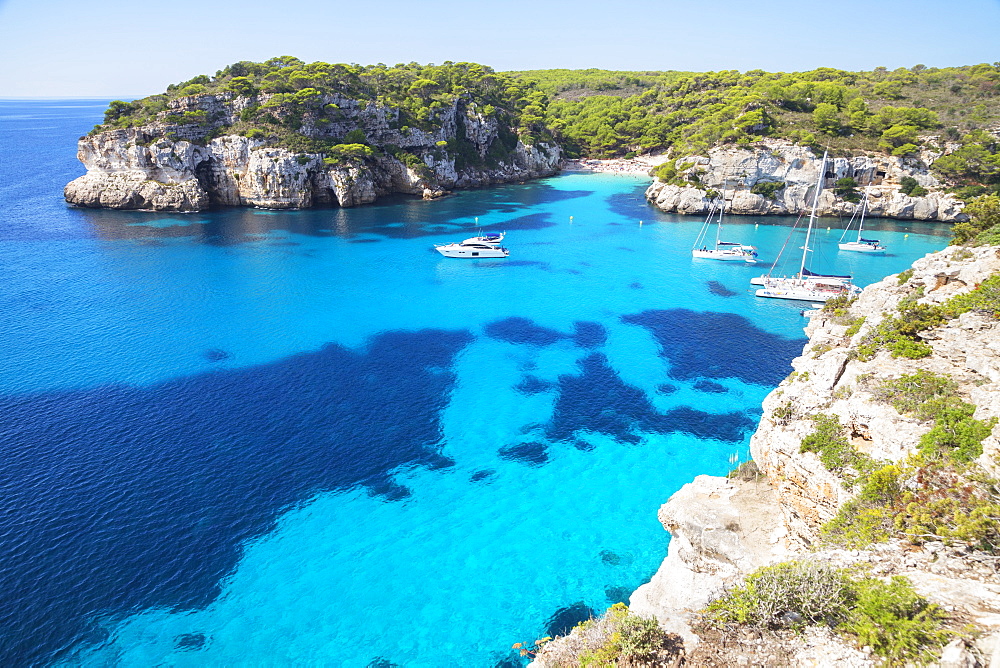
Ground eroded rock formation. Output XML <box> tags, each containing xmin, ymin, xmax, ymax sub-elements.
<box><xmin>65</xmin><ymin>93</ymin><xmax>560</xmax><ymax>211</ymax></box>
<box><xmin>645</xmin><ymin>140</ymin><xmax>967</xmax><ymax>222</ymax></box>
<box><xmin>534</xmin><ymin>244</ymin><xmax>1000</xmax><ymax>667</ymax></box>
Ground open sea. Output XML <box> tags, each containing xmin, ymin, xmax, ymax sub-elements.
<box><xmin>0</xmin><ymin>99</ymin><xmax>950</xmax><ymax>667</ymax></box>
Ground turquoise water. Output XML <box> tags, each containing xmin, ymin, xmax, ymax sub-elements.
<box><xmin>0</xmin><ymin>101</ymin><xmax>951</xmax><ymax>666</ymax></box>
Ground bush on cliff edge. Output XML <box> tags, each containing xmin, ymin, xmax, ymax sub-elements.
<box><xmin>951</xmin><ymin>194</ymin><xmax>1000</xmax><ymax>245</ymax></box>
<box><xmin>522</xmin><ymin>602</ymin><xmax>679</xmax><ymax>667</ymax></box>
<box><xmin>706</xmin><ymin>561</ymin><xmax>950</xmax><ymax>663</ymax></box>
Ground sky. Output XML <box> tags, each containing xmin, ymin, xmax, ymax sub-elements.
<box><xmin>0</xmin><ymin>0</ymin><xmax>998</xmax><ymax>98</ymax></box>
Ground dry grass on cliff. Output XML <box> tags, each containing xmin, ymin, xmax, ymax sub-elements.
<box><xmin>685</xmin><ymin>623</ymin><xmax>811</xmax><ymax>667</ymax></box>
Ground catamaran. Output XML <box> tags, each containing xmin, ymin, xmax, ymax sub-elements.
<box><xmin>691</xmin><ymin>184</ymin><xmax>758</xmax><ymax>263</ymax></box>
<box><xmin>754</xmin><ymin>151</ymin><xmax>863</xmax><ymax>302</ymax></box>
<box><xmin>838</xmin><ymin>188</ymin><xmax>885</xmax><ymax>253</ymax></box>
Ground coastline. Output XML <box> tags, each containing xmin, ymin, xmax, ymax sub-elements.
<box><xmin>562</xmin><ymin>156</ymin><xmax>667</xmax><ymax>176</ymax></box>
<box><xmin>532</xmin><ymin>242</ymin><xmax>1000</xmax><ymax>667</ymax></box>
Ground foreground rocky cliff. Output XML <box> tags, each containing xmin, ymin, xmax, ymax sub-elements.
<box><xmin>534</xmin><ymin>244</ymin><xmax>1000</xmax><ymax>666</ymax></box>
<box><xmin>645</xmin><ymin>140</ymin><xmax>966</xmax><ymax>222</ymax></box>
<box><xmin>66</xmin><ymin>91</ymin><xmax>560</xmax><ymax>212</ymax></box>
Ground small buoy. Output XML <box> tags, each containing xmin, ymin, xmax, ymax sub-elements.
<box><xmin>639</xmin><ymin>220</ymin><xmax>643</xmax><ymax>226</ymax></box>
<box><xmin>755</xmin><ymin>223</ymin><xmax>759</xmax><ymax>228</ymax></box>
<box><xmin>904</xmin><ymin>233</ymin><xmax>909</xmax><ymax>238</ymax></box>
<box><xmin>826</xmin><ymin>226</ymin><xmax>831</xmax><ymax>230</ymax></box>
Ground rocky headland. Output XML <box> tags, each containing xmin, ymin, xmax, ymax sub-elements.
<box><xmin>533</xmin><ymin>243</ymin><xmax>1000</xmax><ymax>667</ymax></box>
<box><xmin>65</xmin><ymin>92</ymin><xmax>560</xmax><ymax>212</ymax></box>
<box><xmin>645</xmin><ymin>140</ymin><xmax>968</xmax><ymax>222</ymax></box>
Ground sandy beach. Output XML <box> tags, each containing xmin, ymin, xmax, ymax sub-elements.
<box><xmin>561</xmin><ymin>155</ymin><xmax>670</xmax><ymax>176</ymax></box>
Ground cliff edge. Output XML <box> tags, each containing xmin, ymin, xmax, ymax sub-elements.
<box><xmin>65</xmin><ymin>61</ymin><xmax>561</xmax><ymax>211</ymax></box>
<box><xmin>534</xmin><ymin>244</ymin><xmax>1000</xmax><ymax>666</ymax></box>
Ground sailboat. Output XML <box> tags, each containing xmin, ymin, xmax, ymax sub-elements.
<box><xmin>691</xmin><ymin>183</ymin><xmax>758</xmax><ymax>263</ymax></box>
<box><xmin>753</xmin><ymin>151</ymin><xmax>863</xmax><ymax>302</ymax></box>
<box><xmin>838</xmin><ymin>188</ymin><xmax>886</xmax><ymax>253</ymax></box>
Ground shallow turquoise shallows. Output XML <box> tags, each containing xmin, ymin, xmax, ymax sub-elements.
<box><xmin>0</xmin><ymin>100</ymin><xmax>951</xmax><ymax>667</ymax></box>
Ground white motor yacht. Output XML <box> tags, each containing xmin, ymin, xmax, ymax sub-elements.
<box><xmin>434</xmin><ymin>241</ymin><xmax>510</xmax><ymax>258</ymax></box>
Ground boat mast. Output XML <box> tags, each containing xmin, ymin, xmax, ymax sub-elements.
<box><xmin>714</xmin><ymin>180</ymin><xmax>725</xmax><ymax>249</ymax></box>
<box><xmin>693</xmin><ymin>198</ymin><xmax>717</xmax><ymax>250</ymax></box>
<box><xmin>799</xmin><ymin>150</ymin><xmax>828</xmax><ymax>278</ymax></box>
<box><xmin>856</xmin><ymin>186</ymin><xmax>869</xmax><ymax>243</ymax></box>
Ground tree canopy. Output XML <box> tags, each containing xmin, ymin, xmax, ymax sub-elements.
<box><xmin>95</xmin><ymin>58</ymin><xmax>554</xmax><ymax>152</ymax></box>
<box><xmin>511</xmin><ymin>64</ymin><xmax>1000</xmax><ymax>160</ymax></box>
<box><xmin>95</xmin><ymin>59</ymin><xmax>1000</xmax><ymax>196</ymax></box>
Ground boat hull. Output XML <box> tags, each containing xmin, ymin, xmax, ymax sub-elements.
<box><xmin>838</xmin><ymin>242</ymin><xmax>885</xmax><ymax>253</ymax></box>
<box><xmin>435</xmin><ymin>244</ymin><xmax>509</xmax><ymax>258</ymax></box>
<box><xmin>755</xmin><ymin>278</ymin><xmax>862</xmax><ymax>302</ymax></box>
<box><xmin>692</xmin><ymin>249</ymin><xmax>756</xmax><ymax>263</ymax></box>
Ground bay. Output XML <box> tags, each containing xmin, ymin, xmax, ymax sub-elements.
<box><xmin>0</xmin><ymin>100</ymin><xmax>950</xmax><ymax>666</ymax></box>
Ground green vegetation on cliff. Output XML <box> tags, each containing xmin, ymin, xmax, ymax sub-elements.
<box><xmin>799</xmin><ymin>414</ymin><xmax>878</xmax><ymax>485</ymax></box>
<box><xmin>520</xmin><ymin>602</ymin><xmax>677</xmax><ymax>666</ymax></box>
<box><xmin>854</xmin><ymin>270</ymin><xmax>1000</xmax><ymax>363</ymax></box>
<box><xmin>952</xmin><ymin>194</ymin><xmax>1000</xmax><ymax>244</ymax></box>
<box><xmin>96</xmin><ymin>60</ymin><xmax>1000</xmax><ymax>195</ymax></box>
<box><xmin>95</xmin><ymin>57</ymin><xmax>553</xmax><ymax>170</ymax></box>
<box><xmin>845</xmin><ymin>202</ymin><xmax>1000</xmax><ymax>363</ymax></box>
<box><xmin>505</xmin><ymin>68</ymin><xmax>692</xmax><ymax>101</ymax></box>
<box><xmin>808</xmin><ymin>228</ymin><xmax>1000</xmax><ymax>554</ymax></box>
<box><xmin>511</xmin><ymin>64</ymin><xmax>1000</xmax><ymax>194</ymax></box>
<box><xmin>513</xmin><ymin>64</ymin><xmax>1000</xmax><ymax>151</ymax></box>
<box><xmin>706</xmin><ymin>560</ymin><xmax>950</xmax><ymax>663</ymax></box>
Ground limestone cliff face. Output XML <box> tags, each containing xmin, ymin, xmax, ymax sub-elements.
<box><xmin>536</xmin><ymin>245</ymin><xmax>1000</xmax><ymax>667</ymax></box>
<box><xmin>645</xmin><ymin>140</ymin><xmax>966</xmax><ymax>222</ymax></box>
<box><xmin>65</xmin><ymin>93</ymin><xmax>560</xmax><ymax>211</ymax></box>
<box><xmin>624</xmin><ymin>244</ymin><xmax>1000</xmax><ymax>665</ymax></box>
<box><xmin>752</xmin><ymin>244</ymin><xmax>1000</xmax><ymax>542</ymax></box>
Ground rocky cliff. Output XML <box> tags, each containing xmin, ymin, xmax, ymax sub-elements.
<box><xmin>65</xmin><ymin>92</ymin><xmax>560</xmax><ymax>211</ymax></box>
<box><xmin>534</xmin><ymin>244</ymin><xmax>1000</xmax><ymax>667</ymax></box>
<box><xmin>645</xmin><ymin>140</ymin><xmax>966</xmax><ymax>222</ymax></box>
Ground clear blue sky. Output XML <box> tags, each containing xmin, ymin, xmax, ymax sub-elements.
<box><xmin>1</xmin><ymin>0</ymin><xmax>998</xmax><ymax>98</ymax></box>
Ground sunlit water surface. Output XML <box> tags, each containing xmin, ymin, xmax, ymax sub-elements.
<box><xmin>0</xmin><ymin>100</ymin><xmax>950</xmax><ymax>666</ymax></box>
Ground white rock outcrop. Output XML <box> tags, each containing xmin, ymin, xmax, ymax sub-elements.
<box><xmin>645</xmin><ymin>140</ymin><xmax>967</xmax><ymax>222</ymax></box>
<box><xmin>628</xmin><ymin>476</ymin><xmax>793</xmax><ymax>647</ymax></box>
<box><xmin>612</xmin><ymin>244</ymin><xmax>1000</xmax><ymax>666</ymax></box>
<box><xmin>65</xmin><ymin>94</ymin><xmax>560</xmax><ymax>211</ymax></box>
<box><xmin>753</xmin><ymin>244</ymin><xmax>1000</xmax><ymax>540</ymax></box>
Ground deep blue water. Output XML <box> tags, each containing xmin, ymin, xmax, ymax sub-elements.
<box><xmin>0</xmin><ymin>100</ymin><xmax>951</xmax><ymax>666</ymax></box>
